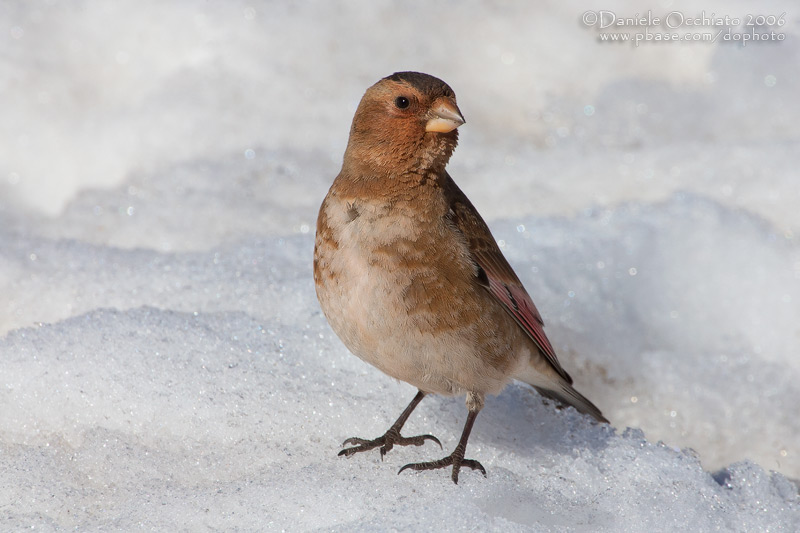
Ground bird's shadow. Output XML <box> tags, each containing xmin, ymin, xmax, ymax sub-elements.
<box><xmin>419</xmin><ymin>383</ymin><xmax>614</xmax><ymax>462</ymax></box>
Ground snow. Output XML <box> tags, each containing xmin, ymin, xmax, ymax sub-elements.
<box><xmin>2</xmin><ymin>0</ymin><xmax>799</xmax><ymax>530</ymax></box>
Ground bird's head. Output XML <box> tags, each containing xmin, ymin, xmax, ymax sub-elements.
<box><xmin>343</xmin><ymin>72</ymin><xmax>465</xmax><ymax>179</ymax></box>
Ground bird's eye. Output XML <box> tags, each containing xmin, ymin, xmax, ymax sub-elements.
<box><xmin>394</xmin><ymin>96</ymin><xmax>410</xmax><ymax>109</ymax></box>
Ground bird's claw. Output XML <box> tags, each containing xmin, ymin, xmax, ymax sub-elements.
<box><xmin>398</xmin><ymin>454</ymin><xmax>486</xmax><ymax>484</ymax></box>
<box><xmin>338</xmin><ymin>432</ymin><xmax>441</xmax><ymax>459</ymax></box>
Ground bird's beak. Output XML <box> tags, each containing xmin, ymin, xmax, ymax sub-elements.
<box><xmin>425</xmin><ymin>98</ymin><xmax>465</xmax><ymax>133</ymax></box>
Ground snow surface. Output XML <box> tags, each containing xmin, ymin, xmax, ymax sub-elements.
<box><xmin>2</xmin><ymin>0</ymin><xmax>799</xmax><ymax>530</ymax></box>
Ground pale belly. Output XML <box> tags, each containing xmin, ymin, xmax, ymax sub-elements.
<box><xmin>315</xmin><ymin>201</ymin><xmax>524</xmax><ymax>396</ymax></box>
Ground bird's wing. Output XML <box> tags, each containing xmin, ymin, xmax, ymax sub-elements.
<box><xmin>444</xmin><ymin>174</ymin><xmax>573</xmax><ymax>384</ymax></box>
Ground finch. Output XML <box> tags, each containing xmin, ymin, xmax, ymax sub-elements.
<box><xmin>313</xmin><ymin>71</ymin><xmax>607</xmax><ymax>484</ymax></box>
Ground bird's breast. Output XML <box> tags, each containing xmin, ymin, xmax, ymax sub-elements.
<box><xmin>314</xmin><ymin>190</ymin><xmax>521</xmax><ymax>395</ymax></box>
<box><xmin>318</xmin><ymin>194</ymin><xmax>466</xmax><ymax>329</ymax></box>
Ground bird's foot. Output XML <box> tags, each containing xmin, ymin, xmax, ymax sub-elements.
<box><xmin>398</xmin><ymin>449</ymin><xmax>486</xmax><ymax>484</ymax></box>
<box><xmin>338</xmin><ymin>428</ymin><xmax>441</xmax><ymax>460</ymax></box>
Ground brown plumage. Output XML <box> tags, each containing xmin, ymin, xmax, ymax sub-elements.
<box><xmin>314</xmin><ymin>71</ymin><xmax>607</xmax><ymax>484</ymax></box>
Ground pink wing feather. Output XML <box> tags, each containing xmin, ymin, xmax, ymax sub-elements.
<box><xmin>445</xmin><ymin>175</ymin><xmax>573</xmax><ymax>384</ymax></box>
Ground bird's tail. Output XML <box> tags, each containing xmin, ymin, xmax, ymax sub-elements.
<box><xmin>531</xmin><ymin>383</ymin><xmax>608</xmax><ymax>423</ymax></box>
<box><xmin>515</xmin><ymin>365</ymin><xmax>608</xmax><ymax>423</ymax></box>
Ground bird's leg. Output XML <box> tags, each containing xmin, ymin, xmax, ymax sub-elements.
<box><xmin>339</xmin><ymin>389</ymin><xmax>442</xmax><ymax>459</ymax></box>
<box><xmin>398</xmin><ymin>392</ymin><xmax>486</xmax><ymax>484</ymax></box>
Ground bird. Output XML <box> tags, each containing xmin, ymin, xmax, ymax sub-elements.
<box><xmin>313</xmin><ymin>71</ymin><xmax>607</xmax><ymax>484</ymax></box>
